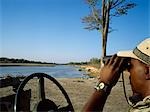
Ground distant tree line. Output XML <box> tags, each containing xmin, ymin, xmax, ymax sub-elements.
<box><xmin>0</xmin><ymin>57</ymin><xmax>56</xmax><ymax>64</ymax></box>
<box><xmin>68</xmin><ymin>62</ymin><xmax>88</xmax><ymax>65</ymax></box>
<box><xmin>89</xmin><ymin>58</ymin><xmax>101</xmax><ymax>68</ymax></box>
<box><xmin>69</xmin><ymin>55</ymin><xmax>112</xmax><ymax>68</ymax></box>
<box><xmin>68</xmin><ymin>58</ymin><xmax>100</xmax><ymax>68</ymax></box>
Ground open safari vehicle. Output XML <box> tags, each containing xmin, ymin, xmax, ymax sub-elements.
<box><xmin>0</xmin><ymin>73</ymin><xmax>74</xmax><ymax>112</ymax></box>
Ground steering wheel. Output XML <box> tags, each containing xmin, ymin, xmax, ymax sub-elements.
<box><xmin>14</xmin><ymin>73</ymin><xmax>74</xmax><ymax>112</ymax></box>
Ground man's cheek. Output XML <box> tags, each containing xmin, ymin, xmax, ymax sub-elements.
<box><xmin>134</xmin><ymin>66</ymin><xmax>145</xmax><ymax>76</ymax></box>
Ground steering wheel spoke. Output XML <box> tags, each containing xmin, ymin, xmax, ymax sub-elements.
<box><xmin>38</xmin><ymin>76</ymin><xmax>45</xmax><ymax>101</ymax></box>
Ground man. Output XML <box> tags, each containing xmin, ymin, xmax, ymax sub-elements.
<box><xmin>83</xmin><ymin>38</ymin><xmax>150</xmax><ymax>112</ymax></box>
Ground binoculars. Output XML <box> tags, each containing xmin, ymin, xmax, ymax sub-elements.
<box><xmin>103</xmin><ymin>56</ymin><xmax>130</xmax><ymax>70</ymax></box>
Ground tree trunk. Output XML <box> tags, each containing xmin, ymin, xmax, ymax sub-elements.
<box><xmin>100</xmin><ymin>32</ymin><xmax>107</xmax><ymax>68</ymax></box>
<box><xmin>100</xmin><ymin>35</ymin><xmax>106</xmax><ymax>68</ymax></box>
<box><xmin>100</xmin><ymin>1</ymin><xmax>110</xmax><ymax>68</ymax></box>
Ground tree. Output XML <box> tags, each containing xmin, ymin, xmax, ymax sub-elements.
<box><xmin>82</xmin><ymin>0</ymin><xmax>136</xmax><ymax>66</ymax></box>
<box><xmin>90</xmin><ymin>58</ymin><xmax>100</xmax><ymax>64</ymax></box>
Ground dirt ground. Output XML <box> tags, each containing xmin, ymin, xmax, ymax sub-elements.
<box><xmin>57</xmin><ymin>76</ymin><xmax>132</xmax><ymax>112</ymax></box>
<box><xmin>0</xmin><ymin>72</ymin><xmax>132</xmax><ymax>112</ymax></box>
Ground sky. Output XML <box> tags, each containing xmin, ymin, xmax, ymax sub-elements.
<box><xmin>0</xmin><ymin>0</ymin><xmax>149</xmax><ymax>63</ymax></box>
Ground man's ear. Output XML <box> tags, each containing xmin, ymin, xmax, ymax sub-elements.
<box><xmin>145</xmin><ymin>66</ymin><xmax>150</xmax><ymax>80</ymax></box>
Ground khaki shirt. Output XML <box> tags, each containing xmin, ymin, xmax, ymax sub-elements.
<box><xmin>129</xmin><ymin>95</ymin><xmax>150</xmax><ymax>112</ymax></box>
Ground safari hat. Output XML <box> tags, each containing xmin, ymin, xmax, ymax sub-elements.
<box><xmin>117</xmin><ymin>38</ymin><xmax>150</xmax><ymax>65</ymax></box>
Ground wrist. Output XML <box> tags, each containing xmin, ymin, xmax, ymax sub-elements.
<box><xmin>94</xmin><ymin>81</ymin><xmax>112</xmax><ymax>95</ymax></box>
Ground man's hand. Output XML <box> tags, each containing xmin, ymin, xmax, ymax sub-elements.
<box><xmin>82</xmin><ymin>54</ymin><xmax>126</xmax><ymax>112</ymax></box>
<box><xmin>98</xmin><ymin>54</ymin><xmax>125</xmax><ymax>86</ymax></box>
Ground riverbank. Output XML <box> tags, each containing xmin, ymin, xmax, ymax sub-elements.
<box><xmin>0</xmin><ymin>76</ymin><xmax>131</xmax><ymax>111</ymax></box>
<box><xmin>78</xmin><ymin>65</ymin><xmax>100</xmax><ymax>77</ymax></box>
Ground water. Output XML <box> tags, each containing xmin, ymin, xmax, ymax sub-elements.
<box><xmin>0</xmin><ymin>65</ymin><xmax>87</xmax><ymax>78</ymax></box>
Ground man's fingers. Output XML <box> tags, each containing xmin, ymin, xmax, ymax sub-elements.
<box><xmin>109</xmin><ymin>54</ymin><xmax>117</xmax><ymax>65</ymax></box>
<box><xmin>118</xmin><ymin>58</ymin><xmax>124</xmax><ymax>68</ymax></box>
<box><xmin>113</xmin><ymin>57</ymin><xmax>122</xmax><ymax>68</ymax></box>
<box><xmin>105</xmin><ymin>58</ymin><xmax>110</xmax><ymax>65</ymax></box>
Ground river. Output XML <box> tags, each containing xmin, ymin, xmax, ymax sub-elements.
<box><xmin>0</xmin><ymin>65</ymin><xmax>87</xmax><ymax>78</ymax></box>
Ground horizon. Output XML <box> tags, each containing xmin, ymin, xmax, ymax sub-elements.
<box><xmin>0</xmin><ymin>56</ymin><xmax>88</xmax><ymax>64</ymax></box>
<box><xmin>0</xmin><ymin>0</ymin><xmax>149</xmax><ymax>63</ymax></box>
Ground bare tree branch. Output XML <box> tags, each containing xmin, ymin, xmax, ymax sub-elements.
<box><xmin>110</xmin><ymin>0</ymin><xmax>125</xmax><ymax>9</ymax></box>
<box><xmin>82</xmin><ymin>0</ymin><xmax>136</xmax><ymax>62</ymax></box>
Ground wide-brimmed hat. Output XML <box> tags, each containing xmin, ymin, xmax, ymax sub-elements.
<box><xmin>117</xmin><ymin>38</ymin><xmax>150</xmax><ymax>65</ymax></box>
